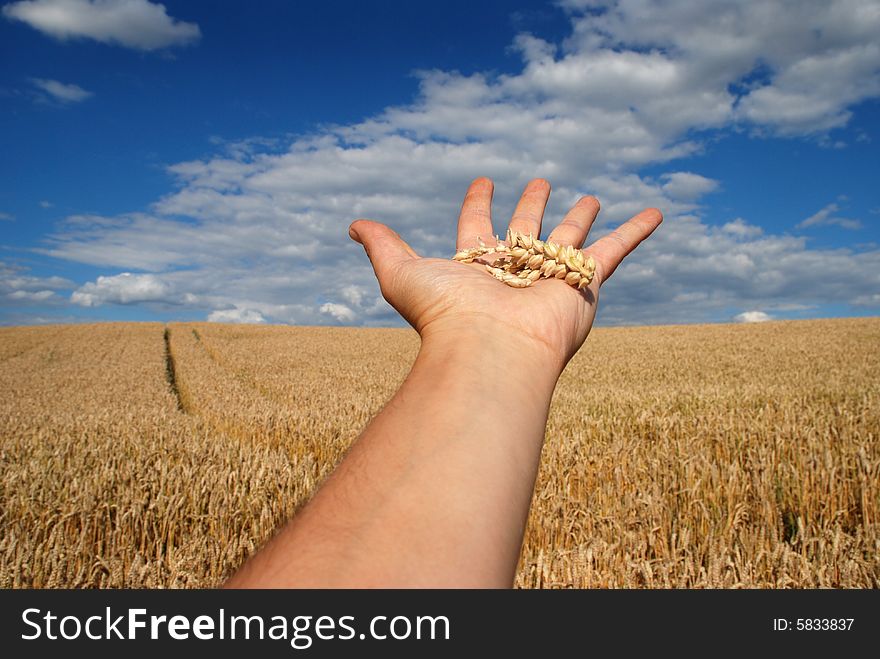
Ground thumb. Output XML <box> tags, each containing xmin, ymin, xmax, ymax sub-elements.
<box><xmin>348</xmin><ymin>220</ymin><xmax>417</xmax><ymax>282</ymax></box>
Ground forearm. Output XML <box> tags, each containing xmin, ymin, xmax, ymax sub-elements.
<box><xmin>225</xmin><ymin>326</ymin><xmax>561</xmax><ymax>588</ymax></box>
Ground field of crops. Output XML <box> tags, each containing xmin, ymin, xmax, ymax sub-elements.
<box><xmin>1</xmin><ymin>318</ymin><xmax>878</xmax><ymax>587</ymax></box>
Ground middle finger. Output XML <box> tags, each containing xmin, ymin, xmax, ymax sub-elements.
<box><xmin>507</xmin><ymin>178</ymin><xmax>551</xmax><ymax>239</ymax></box>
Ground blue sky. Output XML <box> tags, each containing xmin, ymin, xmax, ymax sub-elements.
<box><xmin>1</xmin><ymin>0</ymin><xmax>878</xmax><ymax>327</ymax></box>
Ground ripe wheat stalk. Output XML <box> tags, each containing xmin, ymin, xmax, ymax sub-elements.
<box><xmin>1</xmin><ymin>319</ymin><xmax>878</xmax><ymax>588</ymax></box>
<box><xmin>453</xmin><ymin>229</ymin><xmax>596</xmax><ymax>290</ymax></box>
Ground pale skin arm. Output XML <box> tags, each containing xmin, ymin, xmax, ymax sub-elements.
<box><xmin>224</xmin><ymin>177</ymin><xmax>662</xmax><ymax>588</ymax></box>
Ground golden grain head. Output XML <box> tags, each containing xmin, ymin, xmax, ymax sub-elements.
<box><xmin>454</xmin><ymin>236</ymin><xmax>596</xmax><ymax>291</ymax></box>
<box><xmin>540</xmin><ymin>259</ymin><xmax>557</xmax><ymax>277</ymax></box>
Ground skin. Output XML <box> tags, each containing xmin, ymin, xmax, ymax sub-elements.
<box><xmin>224</xmin><ymin>177</ymin><xmax>662</xmax><ymax>588</ymax></box>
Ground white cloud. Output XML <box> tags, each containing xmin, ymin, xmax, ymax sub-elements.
<box><xmin>70</xmin><ymin>272</ymin><xmax>173</xmax><ymax>306</ymax></box>
<box><xmin>319</xmin><ymin>302</ymin><xmax>356</xmax><ymax>324</ymax></box>
<box><xmin>737</xmin><ymin>42</ymin><xmax>880</xmax><ymax>134</ymax></box>
<box><xmin>797</xmin><ymin>202</ymin><xmax>862</xmax><ymax>230</ymax></box>
<box><xmin>3</xmin><ymin>0</ymin><xmax>200</xmax><ymax>51</ymax></box>
<box><xmin>31</xmin><ymin>1</ymin><xmax>880</xmax><ymax>326</ymax></box>
<box><xmin>853</xmin><ymin>293</ymin><xmax>880</xmax><ymax>306</ymax></box>
<box><xmin>0</xmin><ymin>212</ymin><xmax>14</xmax><ymax>221</ymax></box>
<box><xmin>593</xmin><ymin>210</ymin><xmax>880</xmax><ymax>326</ymax></box>
<box><xmin>39</xmin><ymin>200</ymin><xmax>53</xmax><ymax>208</ymax></box>
<box><xmin>9</xmin><ymin>289</ymin><xmax>56</xmax><ymax>301</ymax></box>
<box><xmin>660</xmin><ymin>172</ymin><xmax>719</xmax><ymax>201</ymax></box>
<box><xmin>0</xmin><ymin>262</ymin><xmax>74</xmax><ymax>307</ymax></box>
<box><xmin>560</xmin><ymin>0</ymin><xmax>880</xmax><ymax>136</ymax></box>
<box><xmin>721</xmin><ymin>218</ymin><xmax>764</xmax><ymax>239</ymax></box>
<box><xmin>30</xmin><ymin>77</ymin><xmax>92</xmax><ymax>103</ymax></box>
<box><xmin>339</xmin><ymin>285</ymin><xmax>364</xmax><ymax>307</ymax></box>
<box><xmin>207</xmin><ymin>308</ymin><xmax>265</xmax><ymax>324</ymax></box>
<box><xmin>734</xmin><ymin>311</ymin><xmax>774</xmax><ymax>323</ymax></box>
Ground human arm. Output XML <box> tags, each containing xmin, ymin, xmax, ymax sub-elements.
<box><xmin>224</xmin><ymin>178</ymin><xmax>662</xmax><ymax>587</ymax></box>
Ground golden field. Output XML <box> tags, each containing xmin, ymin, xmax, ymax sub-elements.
<box><xmin>1</xmin><ymin>318</ymin><xmax>878</xmax><ymax>588</ymax></box>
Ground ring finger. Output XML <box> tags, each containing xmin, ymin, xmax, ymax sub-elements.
<box><xmin>546</xmin><ymin>195</ymin><xmax>600</xmax><ymax>248</ymax></box>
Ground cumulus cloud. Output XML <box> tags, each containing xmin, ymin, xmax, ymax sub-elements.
<box><xmin>34</xmin><ymin>1</ymin><xmax>880</xmax><ymax>326</ymax></box>
<box><xmin>3</xmin><ymin>0</ymin><xmax>200</xmax><ymax>51</ymax></box>
<box><xmin>320</xmin><ymin>302</ymin><xmax>356</xmax><ymax>324</ymax></box>
<box><xmin>70</xmin><ymin>272</ymin><xmax>174</xmax><ymax>306</ymax></box>
<box><xmin>594</xmin><ymin>212</ymin><xmax>880</xmax><ymax>326</ymax></box>
<box><xmin>734</xmin><ymin>311</ymin><xmax>773</xmax><ymax>323</ymax></box>
<box><xmin>560</xmin><ymin>0</ymin><xmax>880</xmax><ymax>136</ymax></box>
<box><xmin>721</xmin><ymin>218</ymin><xmax>764</xmax><ymax>239</ymax></box>
<box><xmin>660</xmin><ymin>172</ymin><xmax>719</xmax><ymax>201</ymax></box>
<box><xmin>30</xmin><ymin>77</ymin><xmax>92</xmax><ymax>103</ymax></box>
<box><xmin>0</xmin><ymin>261</ymin><xmax>74</xmax><ymax>306</ymax></box>
<box><xmin>9</xmin><ymin>289</ymin><xmax>56</xmax><ymax>301</ymax></box>
<box><xmin>797</xmin><ymin>202</ymin><xmax>863</xmax><ymax>230</ymax></box>
<box><xmin>338</xmin><ymin>285</ymin><xmax>364</xmax><ymax>307</ymax></box>
<box><xmin>207</xmin><ymin>308</ymin><xmax>265</xmax><ymax>324</ymax></box>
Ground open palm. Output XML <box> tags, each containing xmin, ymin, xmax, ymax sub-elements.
<box><xmin>349</xmin><ymin>178</ymin><xmax>662</xmax><ymax>368</ymax></box>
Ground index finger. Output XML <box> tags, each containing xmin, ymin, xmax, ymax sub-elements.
<box><xmin>456</xmin><ymin>177</ymin><xmax>495</xmax><ymax>250</ymax></box>
<box><xmin>586</xmin><ymin>208</ymin><xmax>663</xmax><ymax>285</ymax></box>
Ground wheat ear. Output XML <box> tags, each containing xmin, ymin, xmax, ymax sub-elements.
<box><xmin>453</xmin><ymin>230</ymin><xmax>595</xmax><ymax>290</ymax></box>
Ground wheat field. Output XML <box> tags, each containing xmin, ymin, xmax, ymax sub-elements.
<box><xmin>1</xmin><ymin>318</ymin><xmax>877</xmax><ymax>588</ymax></box>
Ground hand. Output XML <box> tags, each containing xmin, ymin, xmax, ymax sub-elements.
<box><xmin>348</xmin><ymin>177</ymin><xmax>662</xmax><ymax>371</ymax></box>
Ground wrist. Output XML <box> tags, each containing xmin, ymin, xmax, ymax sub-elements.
<box><xmin>417</xmin><ymin>316</ymin><xmax>565</xmax><ymax>389</ymax></box>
